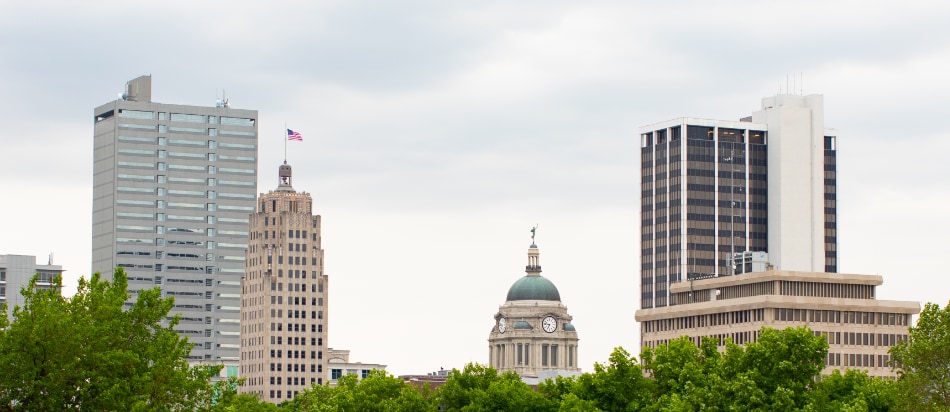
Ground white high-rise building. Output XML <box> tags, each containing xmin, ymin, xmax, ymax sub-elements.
<box><xmin>638</xmin><ymin>94</ymin><xmax>836</xmax><ymax>310</ymax></box>
<box><xmin>636</xmin><ymin>94</ymin><xmax>919</xmax><ymax>378</ymax></box>
<box><xmin>91</xmin><ymin>75</ymin><xmax>258</xmax><ymax>375</ymax></box>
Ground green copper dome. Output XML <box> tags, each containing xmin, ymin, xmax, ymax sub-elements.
<box><xmin>513</xmin><ymin>321</ymin><xmax>532</xmax><ymax>330</ymax></box>
<box><xmin>506</xmin><ymin>275</ymin><xmax>561</xmax><ymax>302</ymax></box>
<box><xmin>563</xmin><ymin>323</ymin><xmax>576</xmax><ymax>332</ymax></box>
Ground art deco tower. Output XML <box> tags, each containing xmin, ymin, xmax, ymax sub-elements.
<box><xmin>240</xmin><ymin>163</ymin><xmax>328</xmax><ymax>403</ymax></box>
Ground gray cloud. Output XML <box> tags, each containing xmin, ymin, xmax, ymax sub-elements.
<box><xmin>1</xmin><ymin>0</ymin><xmax>948</xmax><ymax>375</ymax></box>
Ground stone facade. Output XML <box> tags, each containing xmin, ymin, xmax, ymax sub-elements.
<box><xmin>488</xmin><ymin>243</ymin><xmax>580</xmax><ymax>377</ymax></box>
<box><xmin>240</xmin><ymin>163</ymin><xmax>328</xmax><ymax>403</ymax></box>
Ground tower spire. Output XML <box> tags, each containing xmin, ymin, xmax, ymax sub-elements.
<box><xmin>526</xmin><ymin>226</ymin><xmax>541</xmax><ymax>276</ymax></box>
<box><xmin>277</xmin><ymin>162</ymin><xmax>294</xmax><ymax>192</ymax></box>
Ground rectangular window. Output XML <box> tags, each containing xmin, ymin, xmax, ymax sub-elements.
<box><xmin>220</xmin><ymin>117</ymin><xmax>255</xmax><ymax>127</ymax></box>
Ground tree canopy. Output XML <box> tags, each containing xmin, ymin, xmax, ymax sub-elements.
<box><xmin>890</xmin><ymin>301</ymin><xmax>950</xmax><ymax>412</ymax></box>
<box><xmin>0</xmin><ymin>268</ymin><xmax>941</xmax><ymax>411</ymax></box>
<box><xmin>0</xmin><ymin>268</ymin><xmax>222</xmax><ymax>411</ymax></box>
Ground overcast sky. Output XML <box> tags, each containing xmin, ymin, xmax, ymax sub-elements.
<box><xmin>1</xmin><ymin>1</ymin><xmax>949</xmax><ymax>376</ymax></box>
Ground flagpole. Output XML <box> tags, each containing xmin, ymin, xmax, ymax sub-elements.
<box><xmin>284</xmin><ymin>122</ymin><xmax>287</xmax><ymax>164</ymax></box>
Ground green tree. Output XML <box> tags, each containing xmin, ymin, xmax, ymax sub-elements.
<box><xmin>571</xmin><ymin>347</ymin><xmax>653</xmax><ymax>411</ymax></box>
<box><xmin>0</xmin><ymin>268</ymin><xmax>222</xmax><ymax>411</ymax></box>
<box><xmin>638</xmin><ymin>327</ymin><xmax>828</xmax><ymax>411</ymax></box>
<box><xmin>806</xmin><ymin>369</ymin><xmax>897</xmax><ymax>412</ymax></box>
<box><xmin>720</xmin><ymin>326</ymin><xmax>829</xmax><ymax>411</ymax></box>
<box><xmin>287</xmin><ymin>369</ymin><xmax>436</xmax><ymax>412</ymax></box>
<box><xmin>435</xmin><ymin>363</ymin><xmax>551</xmax><ymax>412</ymax></box>
<box><xmin>205</xmin><ymin>377</ymin><xmax>279</xmax><ymax>412</ymax></box>
<box><xmin>642</xmin><ymin>336</ymin><xmax>727</xmax><ymax>411</ymax></box>
<box><xmin>891</xmin><ymin>301</ymin><xmax>950</xmax><ymax>412</ymax></box>
<box><xmin>212</xmin><ymin>393</ymin><xmax>280</xmax><ymax>412</ymax></box>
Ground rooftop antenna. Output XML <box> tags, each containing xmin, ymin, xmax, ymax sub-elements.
<box><xmin>215</xmin><ymin>89</ymin><xmax>229</xmax><ymax>108</ymax></box>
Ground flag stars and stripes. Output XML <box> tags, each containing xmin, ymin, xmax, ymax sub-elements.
<box><xmin>287</xmin><ymin>129</ymin><xmax>303</xmax><ymax>141</ymax></box>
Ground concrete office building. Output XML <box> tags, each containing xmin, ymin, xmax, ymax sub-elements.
<box><xmin>92</xmin><ymin>75</ymin><xmax>258</xmax><ymax>373</ymax></box>
<box><xmin>636</xmin><ymin>266</ymin><xmax>919</xmax><ymax>377</ymax></box>
<box><xmin>240</xmin><ymin>163</ymin><xmax>328</xmax><ymax>403</ymax></box>
<box><xmin>635</xmin><ymin>94</ymin><xmax>918</xmax><ymax>377</ymax></box>
<box><xmin>639</xmin><ymin>94</ymin><xmax>837</xmax><ymax>310</ymax></box>
<box><xmin>0</xmin><ymin>254</ymin><xmax>63</xmax><ymax>316</ymax></box>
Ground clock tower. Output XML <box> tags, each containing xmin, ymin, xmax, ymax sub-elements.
<box><xmin>488</xmin><ymin>237</ymin><xmax>580</xmax><ymax>378</ymax></box>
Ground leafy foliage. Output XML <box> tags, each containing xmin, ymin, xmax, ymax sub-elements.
<box><xmin>284</xmin><ymin>370</ymin><xmax>435</xmax><ymax>412</ymax></box>
<box><xmin>434</xmin><ymin>363</ymin><xmax>550</xmax><ymax>412</ymax></box>
<box><xmin>0</xmin><ymin>268</ymin><xmax>927</xmax><ymax>411</ymax></box>
<box><xmin>891</xmin><ymin>301</ymin><xmax>950</xmax><ymax>412</ymax></box>
<box><xmin>573</xmin><ymin>346</ymin><xmax>654</xmax><ymax>411</ymax></box>
<box><xmin>0</xmin><ymin>268</ymin><xmax>221</xmax><ymax>410</ymax></box>
<box><xmin>807</xmin><ymin>369</ymin><xmax>897</xmax><ymax>412</ymax></box>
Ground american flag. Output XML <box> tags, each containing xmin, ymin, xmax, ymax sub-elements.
<box><xmin>287</xmin><ymin>129</ymin><xmax>303</xmax><ymax>141</ymax></box>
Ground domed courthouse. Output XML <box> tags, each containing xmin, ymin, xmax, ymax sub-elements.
<box><xmin>488</xmin><ymin>239</ymin><xmax>580</xmax><ymax>378</ymax></box>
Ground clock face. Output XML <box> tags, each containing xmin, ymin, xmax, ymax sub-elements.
<box><xmin>542</xmin><ymin>316</ymin><xmax>557</xmax><ymax>333</ymax></box>
<box><xmin>498</xmin><ymin>317</ymin><xmax>507</xmax><ymax>333</ymax></box>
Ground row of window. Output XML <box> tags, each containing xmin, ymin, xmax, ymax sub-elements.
<box><xmin>118</xmin><ymin>225</ymin><xmax>246</xmax><ymax>238</ymax></box>
<box><xmin>269</xmin><ymin>281</ymin><xmax>321</xmax><ymax>293</ymax></box>
<box><xmin>266</xmin><ymin>362</ymin><xmax>323</xmax><ymax>374</ymax></box>
<box><xmin>644</xmin><ymin>308</ymin><xmax>912</xmax><ymax>333</ymax></box>
<box><xmin>492</xmin><ymin>343</ymin><xmax>577</xmax><ymax>368</ymax></box>
<box><xmin>778</xmin><ymin>281</ymin><xmax>876</xmax><ymax>300</ymax></box>
<box><xmin>119</xmin><ymin>147</ymin><xmax>256</xmax><ymax>163</ymax></box>
<box><xmin>120</xmin><ymin>136</ymin><xmax>256</xmax><ymax>150</ymax></box>
<box><xmin>250</xmin><ymin>232</ymin><xmax>319</xmax><ymax>245</ymax></box>
<box><xmin>269</xmin><ymin>375</ymin><xmax>317</xmax><ymax>386</ymax></box>
<box><xmin>267</xmin><ymin>308</ymin><xmax>324</xmax><ymax>319</ymax></box>
<box><xmin>267</xmin><ymin>336</ymin><xmax>323</xmax><ymax>346</ymax></box>
<box><xmin>269</xmin><ymin>349</ymin><xmax>322</xmax><ymax>360</ymax></box>
<box><xmin>270</xmin><ymin>322</ymin><xmax>322</xmax><ymax>333</ymax></box>
<box><xmin>117</xmin><ymin>211</ymin><xmax>248</xmax><ymax>225</ymax></box>
<box><xmin>117</xmin><ymin>199</ymin><xmax>254</xmax><ymax>213</ymax></box>
<box><xmin>119</xmin><ymin>261</ymin><xmax>231</xmax><ymax>273</ymax></box>
<box><xmin>118</xmin><ymin>123</ymin><xmax>256</xmax><ymax>136</ymax></box>
<box><xmin>827</xmin><ymin>352</ymin><xmax>892</xmax><ymax>369</ymax></box>
<box><xmin>161</xmin><ymin>189</ymin><xmax>253</xmax><ymax>200</ymax></box>
<box><xmin>645</xmin><ymin>309</ymin><xmax>767</xmax><ymax>332</ymax></box>
<box><xmin>117</xmin><ymin>110</ymin><xmax>254</xmax><ymax>126</ymax></box>
<box><xmin>266</xmin><ymin>293</ymin><xmax>326</xmax><ymax>306</ymax></box>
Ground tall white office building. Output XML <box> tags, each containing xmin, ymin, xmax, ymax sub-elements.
<box><xmin>635</xmin><ymin>94</ymin><xmax>920</xmax><ymax>378</ymax></box>
<box><xmin>638</xmin><ymin>94</ymin><xmax>837</xmax><ymax>310</ymax></box>
<box><xmin>92</xmin><ymin>75</ymin><xmax>258</xmax><ymax>375</ymax></box>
